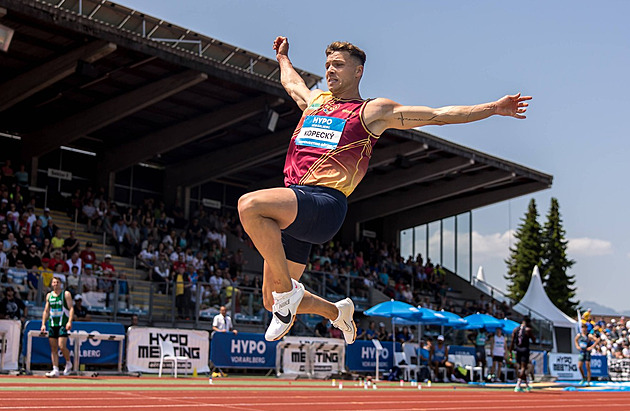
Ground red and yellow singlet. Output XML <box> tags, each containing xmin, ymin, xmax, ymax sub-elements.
<box><xmin>283</xmin><ymin>92</ymin><xmax>380</xmax><ymax>197</ymax></box>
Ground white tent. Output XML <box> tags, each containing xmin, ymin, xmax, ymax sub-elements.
<box><xmin>512</xmin><ymin>265</ymin><xmax>577</xmax><ymax>352</ymax></box>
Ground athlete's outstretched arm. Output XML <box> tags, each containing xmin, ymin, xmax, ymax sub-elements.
<box><xmin>364</xmin><ymin>93</ymin><xmax>531</xmax><ymax>135</ymax></box>
<box><xmin>274</xmin><ymin>36</ymin><xmax>322</xmax><ymax>110</ymax></box>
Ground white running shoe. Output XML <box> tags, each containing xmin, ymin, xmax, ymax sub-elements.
<box><xmin>45</xmin><ymin>369</ymin><xmax>59</xmax><ymax>378</ymax></box>
<box><xmin>265</xmin><ymin>279</ymin><xmax>305</xmax><ymax>341</ymax></box>
<box><xmin>331</xmin><ymin>298</ymin><xmax>356</xmax><ymax>344</ymax></box>
<box><xmin>63</xmin><ymin>362</ymin><xmax>73</xmax><ymax>376</ymax></box>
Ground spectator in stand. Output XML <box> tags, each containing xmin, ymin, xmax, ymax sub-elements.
<box><xmin>100</xmin><ymin>254</ymin><xmax>115</xmax><ymax>274</ymax></box>
<box><xmin>39</xmin><ymin>208</ymin><xmax>52</xmax><ymax>230</ymax></box>
<box><xmin>26</xmin><ymin>265</ymin><xmax>39</xmax><ymax>301</ymax></box>
<box><xmin>377</xmin><ymin>322</ymin><xmax>390</xmax><ymax>341</ymax></box>
<box><xmin>67</xmin><ymin>266</ymin><xmax>80</xmax><ymax>296</ymax></box>
<box><xmin>23</xmin><ymin>243</ymin><xmax>42</xmax><ymax>269</ymax></box>
<box><xmin>72</xmin><ymin>294</ymin><xmax>92</xmax><ymax>321</ymax></box>
<box><xmin>82</xmin><ymin>199</ymin><xmax>100</xmax><ymax>233</ymax></box>
<box><xmin>66</xmin><ymin>251</ymin><xmax>82</xmax><ymax>277</ymax></box>
<box><xmin>174</xmin><ymin>265</ymin><xmax>192</xmax><ymax>319</ymax></box>
<box><xmin>365</xmin><ymin>321</ymin><xmax>377</xmax><ymax>340</ymax></box>
<box><xmin>396</xmin><ymin>325</ymin><xmax>413</xmax><ymax>344</ymax></box>
<box><xmin>151</xmin><ymin>253</ymin><xmax>170</xmax><ymax>294</ymax></box>
<box><xmin>315</xmin><ymin>317</ymin><xmax>330</xmax><ymax>338</ymax></box>
<box><xmin>82</xmin><ymin>264</ymin><xmax>97</xmax><ymax>293</ymax></box>
<box><xmin>31</xmin><ymin>225</ymin><xmax>45</xmax><ymax>249</ymax></box>
<box><xmin>3</xmin><ymin>232</ymin><xmax>17</xmax><ymax>252</ymax></box>
<box><xmin>47</xmin><ymin>249</ymin><xmax>67</xmax><ymax>271</ymax></box>
<box><xmin>63</xmin><ymin>230</ymin><xmax>80</xmax><ymax>257</ymax></box>
<box><xmin>138</xmin><ymin>244</ymin><xmax>157</xmax><ymax>271</ymax></box>
<box><xmin>7</xmin><ymin>259</ymin><xmax>28</xmax><ymax>293</ymax></box>
<box><xmin>112</xmin><ymin>219</ymin><xmax>128</xmax><ymax>256</ymax></box>
<box><xmin>79</xmin><ymin>242</ymin><xmax>96</xmax><ymax>267</ymax></box>
<box><xmin>186</xmin><ymin>218</ymin><xmax>203</xmax><ymax>250</ymax></box>
<box><xmin>126</xmin><ymin>220</ymin><xmax>142</xmax><ymax>257</ymax></box>
<box><xmin>14</xmin><ymin>164</ymin><xmax>28</xmax><ymax>189</ymax></box>
<box><xmin>1</xmin><ymin>286</ymin><xmax>27</xmax><ymax>322</ymax></box>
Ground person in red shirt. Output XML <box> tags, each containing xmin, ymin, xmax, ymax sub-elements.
<box><xmin>79</xmin><ymin>241</ymin><xmax>96</xmax><ymax>266</ymax></box>
<box><xmin>100</xmin><ymin>254</ymin><xmax>116</xmax><ymax>273</ymax></box>
<box><xmin>47</xmin><ymin>249</ymin><xmax>68</xmax><ymax>272</ymax></box>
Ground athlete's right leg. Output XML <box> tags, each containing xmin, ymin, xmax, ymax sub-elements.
<box><xmin>262</xmin><ymin>260</ymin><xmax>337</xmax><ymax>320</ymax></box>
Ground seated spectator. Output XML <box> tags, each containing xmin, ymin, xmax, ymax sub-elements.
<box><xmin>72</xmin><ymin>294</ymin><xmax>92</xmax><ymax>321</ymax></box>
<box><xmin>3</xmin><ymin>232</ymin><xmax>17</xmax><ymax>252</ymax></box>
<box><xmin>14</xmin><ymin>164</ymin><xmax>28</xmax><ymax>189</ymax></box>
<box><xmin>82</xmin><ymin>199</ymin><xmax>100</xmax><ymax>233</ymax></box>
<box><xmin>23</xmin><ymin>243</ymin><xmax>42</xmax><ymax>268</ymax></box>
<box><xmin>138</xmin><ymin>244</ymin><xmax>157</xmax><ymax>270</ymax></box>
<box><xmin>377</xmin><ymin>322</ymin><xmax>390</xmax><ymax>341</ymax></box>
<box><xmin>7</xmin><ymin>259</ymin><xmax>28</xmax><ymax>292</ymax></box>
<box><xmin>67</xmin><ymin>266</ymin><xmax>80</xmax><ymax>295</ymax></box>
<box><xmin>82</xmin><ymin>264</ymin><xmax>98</xmax><ymax>292</ymax></box>
<box><xmin>64</xmin><ymin>229</ymin><xmax>80</xmax><ymax>256</ymax></box>
<box><xmin>66</xmin><ymin>251</ymin><xmax>83</xmax><ymax>276</ymax></box>
<box><xmin>126</xmin><ymin>220</ymin><xmax>142</xmax><ymax>256</ymax></box>
<box><xmin>39</xmin><ymin>207</ymin><xmax>52</xmax><ymax>229</ymax></box>
<box><xmin>315</xmin><ymin>317</ymin><xmax>330</xmax><ymax>338</ymax></box>
<box><xmin>0</xmin><ymin>286</ymin><xmax>27</xmax><ymax>322</ymax></box>
<box><xmin>51</xmin><ymin>229</ymin><xmax>64</xmax><ymax>252</ymax></box>
<box><xmin>100</xmin><ymin>254</ymin><xmax>116</xmax><ymax>274</ymax></box>
<box><xmin>47</xmin><ymin>249</ymin><xmax>67</xmax><ymax>271</ymax></box>
<box><xmin>396</xmin><ymin>326</ymin><xmax>414</xmax><ymax>344</ymax></box>
<box><xmin>26</xmin><ymin>265</ymin><xmax>39</xmax><ymax>301</ymax></box>
<box><xmin>79</xmin><ymin>242</ymin><xmax>97</xmax><ymax>267</ymax></box>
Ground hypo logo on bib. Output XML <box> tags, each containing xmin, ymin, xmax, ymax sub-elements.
<box><xmin>295</xmin><ymin>115</ymin><xmax>346</xmax><ymax>150</ymax></box>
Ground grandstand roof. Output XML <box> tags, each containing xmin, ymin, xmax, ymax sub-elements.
<box><xmin>0</xmin><ymin>0</ymin><xmax>552</xmax><ymax>236</ymax></box>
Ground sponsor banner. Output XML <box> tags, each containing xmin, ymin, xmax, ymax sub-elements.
<box><xmin>609</xmin><ymin>358</ymin><xmax>630</xmax><ymax>381</ymax></box>
<box><xmin>22</xmin><ymin>321</ymin><xmax>125</xmax><ymax>365</ymax></box>
<box><xmin>549</xmin><ymin>353</ymin><xmax>581</xmax><ymax>380</ymax></box>
<box><xmin>530</xmin><ymin>350</ymin><xmax>547</xmax><ymax>375</ymax></box>
<box><xmin>449</xmin><ymin>345</ymin><xmax>475</xmax><ymax>356</ymax></box>
<box><xmin>126</xmin><ymin>326</ymin><xmax>209</xmax><ymax>373</ymax></box>
<box><xmin>590</xmin><ymin>355</ymin><xmax>608</xmax><ymax>378</ymax></box>
<box><xmin>47</xmin><ymin>168</ymin><xmax>72</xmax><ymax>180</ymax></box>
<box><xmin>280</xmin><ymin>336</ymin><xmax>345</xmax><ymax>377</ymax></box>
<box><xmin>210</xmin><ymin>332</ymin><xmax>276</xmax><ymax>369</ymax></box>
<box><xmin>0</xmin><ymin>320</ymin><xmax>21</xmax><ymax>370</ymax></box>
<box><xmin>346</xmin><ymin>340</ymin><xmax>399</xmax><ymax>372</ymax></box>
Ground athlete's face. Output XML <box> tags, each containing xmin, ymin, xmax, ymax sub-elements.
<box><xmin>325</xmin><ymin>51</ymin><xmax>363</xmax><ymax>95</ymax></box>
<box><xmin>52</xmin><ymin>277</ymin><xmax>61</xmax><ymax>292</ymax></box>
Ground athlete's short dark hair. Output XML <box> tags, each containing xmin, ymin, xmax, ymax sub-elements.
<box><xmin>325</xmin><ymin>41</ymin><xmax>366</xmax><ymax>66</ymax></box>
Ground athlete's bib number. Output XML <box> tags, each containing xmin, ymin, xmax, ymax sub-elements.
<box><xmin>295</xmin><ymin>115</ymin><xmax>346</xmax><ymax>150</ymax></box>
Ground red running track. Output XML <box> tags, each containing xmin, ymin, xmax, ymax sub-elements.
<box><xmin>2</xmin><ymin>389</ymin><xmax>630</xmax><ymax>411</ymax></box>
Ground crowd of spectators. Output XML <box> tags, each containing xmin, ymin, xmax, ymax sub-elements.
<box><xmin>582</xmin><ymin>309</ymin><xmax>630</xmax><ymax>359</ymax></box>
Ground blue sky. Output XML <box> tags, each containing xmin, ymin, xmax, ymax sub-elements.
<box><xmin>116</xmin><ymin>1</ymin><xmax>630</xmax><ymax>313</ymax></box>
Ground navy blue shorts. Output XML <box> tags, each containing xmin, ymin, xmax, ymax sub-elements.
<box><xmin>282</xmin><ymin>185</ymin><xmax>347</xmax><ymax>265</ymax></box>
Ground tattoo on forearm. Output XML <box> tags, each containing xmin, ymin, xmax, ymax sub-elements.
<box><xmin>398</xmin><ymin>112</ymin><xmax>447</xmax><ymax>126</ymax></box>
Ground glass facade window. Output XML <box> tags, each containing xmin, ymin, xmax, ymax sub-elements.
<box><xmin>399</xmin><ymin>212</ymin><xmax>472</xmax><ymax>281</ymax></box>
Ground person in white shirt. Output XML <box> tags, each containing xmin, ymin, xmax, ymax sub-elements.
<box><xmin>65</xmin><ymin>252</ymin><xmax>82</xmax><ymax>276</ymax></box>
<box><xmin>489</xmin><ymin>327</ymin><xmax>506</xmax><ymax>382</ymax></box>
<box><xmin>212</xmin><ymin>305</ymin><xmax>237</xmax><ymax>336</ymax></box>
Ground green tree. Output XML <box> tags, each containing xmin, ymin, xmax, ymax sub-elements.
<box><xmin>505</xmin><ymin>199</ymin><xmax>542</xmax><ymax>301</ymax></box>
<box><xmin>541</xmin><ymin>198</ymin><xmax>578</xmax><ymax>315</ymax></box>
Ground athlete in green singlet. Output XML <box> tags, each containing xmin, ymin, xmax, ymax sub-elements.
<box><xmin>41</xmin><ymin>276</ymin><xmax>74</xmax><ymax>377</ymax></box>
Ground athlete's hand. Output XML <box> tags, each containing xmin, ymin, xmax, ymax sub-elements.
<box><xmin>273</xmin><ymin>36</ymin><xmax>289</xmax><ymax>58</ymax></box>
<box><xmin>40</xmin><ymin>325</ymin><xmax>46</xmax><ymax>333</ymax></box>
<box><xmin>495</xmin><ymin>93</ymin><xmax>532</xmax><ymax>119</ymax></box>
<box><xmin>66</xmin><ymin>322</ymin><xmax>72</xmax><ymax>331</ymax></box>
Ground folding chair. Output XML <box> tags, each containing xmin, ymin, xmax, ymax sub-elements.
<box><xmin>393</xmin><ymin>351</ymin><xmax>416</xmax><ymax>381</ymax></box>
<box><xmin>158</xmin><ymin>340</ymin><xmax>191</xmax><ymax>378</ymax></box>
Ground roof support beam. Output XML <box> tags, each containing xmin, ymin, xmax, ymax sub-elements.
<box><xmin>348</xmin><ymin>169</ymin><xmax>513</xmax><ymax>223</ymax></box>
<box><xmin>23</xmin><ymin>70</ymin><xmax>208</xmax><ymax>158</ymax></box>
<box><xmin>348</xmin><ymin>157</ymin><xmax>473</xmax><ymax>204</ymax></box>
<box><xmin>100</xmin><ymin>95</ymin><xmax>282</xmax><ymax>172</ymax></box>
<box><xmin>165</xmin><ymin>128</ymin><xmax>292</xmax><ymax>189</ymax></box>
<box><xmin>369</xmin><ymin>141</ymin><xmax>428</xmax><ymax>168</ymax></box>
<box><xmin>0</xmin><ymin>40</ymin><xmax>117</xmax><ymax>112</ymax></box>
<box><xmin>382</xmin><ymin>181</ymin><xmax>550</xmax><ymax>233</ymax></box>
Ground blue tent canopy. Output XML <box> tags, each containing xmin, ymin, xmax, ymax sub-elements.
<box><xmin>500</xmin><ymin>318</ymin><xmax>521</xmax><ymax>333</ymax></box>
<box><xmin>437</xmin><ymin>310</ymin><xmax>468</xmax><ymax>328</ymax></box>
<box><xmin>364</xmin><ymin>300</ymin><xmax>420</xmax><ymax>320</ymax></box>
<box><xmin>463</xmin><ymin>313</ymin><xmax>503</xmax><ymax>331</ymax></box>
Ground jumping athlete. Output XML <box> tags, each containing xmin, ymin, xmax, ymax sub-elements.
<box><xmin>41</xmin><ymin>276</ymin><xmax>74</xmax><ymax>377</ymax></box>
<box><xmin>510</xmin><ymin>316</ymin><xmax>536</xmax><ymax>392</ymax></box>
<box><xmin>237</xmin><ymin>36</ymin><xmax>532</xmax><ymax>343</ymax></box>
<box><xmin>575</xmin><ymin>323</ymin><xmax>598</xmax><ymax>386</ymax></box>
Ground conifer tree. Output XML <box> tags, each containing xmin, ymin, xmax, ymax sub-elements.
<box><xmin>505</xmin><ymin>199</ymin><xmax>542</xmax><ymax>301</ymax></box>
<box><xmin>541</xmin><ymin>198</ymin><xmax>578</xmax><ymax>315</ymax></box>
